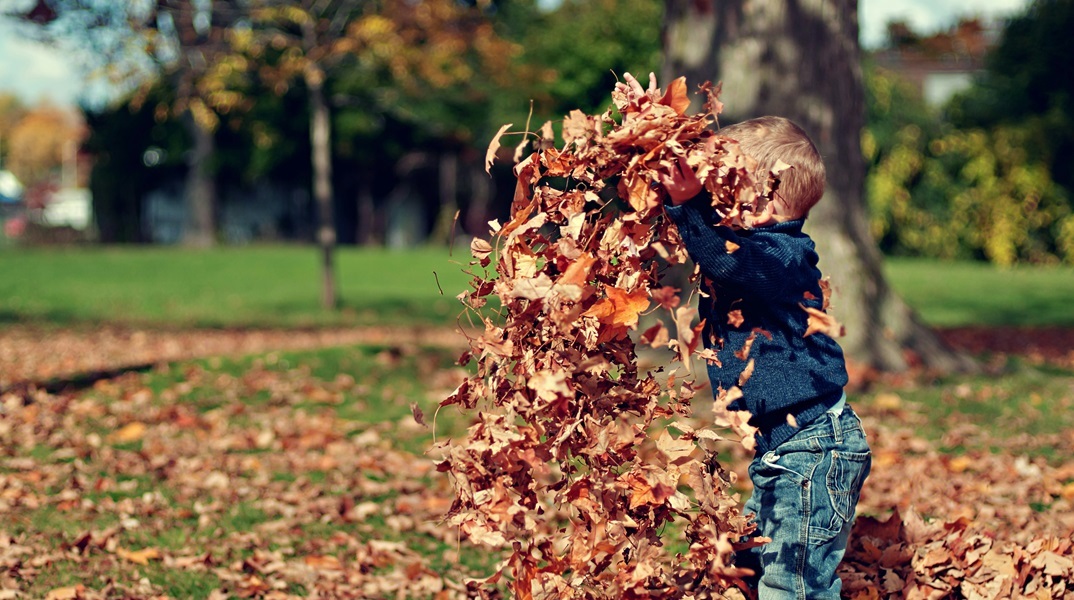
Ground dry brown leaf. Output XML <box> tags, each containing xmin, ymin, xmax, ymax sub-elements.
<box><xmin>485</xmin><ymin>123</ymin><xmax>512</xmax><ymax>174</ymax></box>
<box><xmin>117</xmin><ymin>546</ymin><xmax>161</xmax><ymax>565</ymax></box>
<box><xmin>107</xmin><ymin>421</ymin><xmax>147</xmax><ymax>443</ymax></box>
<box><xmin>304</xmin><ymin>554</ymin><xmax>343</xmax><ymax>571</ymax></box>
<box><xmin>802</xmin><ymin>304</ymin><xmax>845</xmax><ymax>338</ymax></box>
<box><xmin>659</xmin><ymin>76</ymin><xmax>692</xmax><ymax>115</ymax></box>
<box><xmin>727</xmin><ymin>309</ymin><xmax>744</xmax><ymax>327</ymax></box>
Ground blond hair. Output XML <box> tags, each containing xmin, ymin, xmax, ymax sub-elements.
<box><xmin>718</xmin><ymin>116</ymin><xmax>826</xmax><ymax>218</ymax></box>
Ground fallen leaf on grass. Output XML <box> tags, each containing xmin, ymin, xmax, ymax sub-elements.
<box><xmin>304</xmin><ymin>554</ymin><xmax>343</xmax><ymax>571</ymax></box>
<box><xmin>107</xmin><ymin>422</ymin><xmax>147</xmax><ymax>443</ymax></box>
<box><xmin>44</xmin><ymin>586</ymin><xmax>84</xmax><ymax>600</ymax></box>
<box><xmin>117</xmin><ymin>547</ymin><xmax>162</xmax><ymax>565</ymax></box>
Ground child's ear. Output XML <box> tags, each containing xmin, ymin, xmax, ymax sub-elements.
<box><xmin>745</xmin><ymin>201</ymin><xmax>776</xmax><ymax>227</ymax></box>
<box><xmin>759</xmin><ymin>201</ymin><xmax>776</xmax><ymax>220</ymax></box>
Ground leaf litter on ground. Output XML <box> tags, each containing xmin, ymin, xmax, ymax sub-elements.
<box><xmin>0</xmin><ymin>334</ymin><xmax>1072</xmax><ymax>597</ymax></box>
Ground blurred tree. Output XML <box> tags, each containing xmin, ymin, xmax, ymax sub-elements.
<box><xmin>5</xmin><ymin>104</ymin><xmax>83</xmax><ymax>188</ymax></box>
<box><xmin>863</xmin><ymin>65</ymin><xmax>1073</xmax><ymax>265</ymax></box>
<box><xmin>947</xmin><ymin>0</ymin><xmax>1074</xmax><ymax>195</ymax></box>
<box><xmin>234</xmin><ymin>0</ymin><xmax>522</xmax><ymax>308</ymax></box>
<box><xmin>0</xmin><ymin>93</ymin><xmax>28</xmax><ymax>168</ymax></box>
<box><xmin>82</xmin><ymin>86</ymin><xmax>187</xmax><ymax>243</ymax></box>
<box><xmin>9</xmin><ymin>0</ymin><xmax>248</xmax><ymax>247</ymax></box>
<box><xmin>663</xmin><ymin>0</ymin><xmax>973</xmax><ymax>372</ymax></box>
<box><xmin>514</xmin><ymin>0</ymin><xmax>663</xmax><ymax>118</ymax></box>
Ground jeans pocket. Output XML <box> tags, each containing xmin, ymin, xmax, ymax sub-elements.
<box><xmin>826</xmin><ymin>448</ymin><xmax>871</xmax><ymax>527</ymax></box>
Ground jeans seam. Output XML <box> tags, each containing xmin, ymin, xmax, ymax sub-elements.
<box><xmin>796</xmin><ymin>458</ymin><xmax>817</xmax><ymax>599</ymax></box>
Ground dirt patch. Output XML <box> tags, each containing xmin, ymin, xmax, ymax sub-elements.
<box><xmin>3</xmin><ymin>324</ymin><xmax>1071</xmax><ymax>393</ymax></box>
<box><xmin>938</xmin><ymin>325</ymin><xmax>1074</xmax><ymax>368</ymax></box>
<box><xmin>0</xmin><ymin>325</ymin><xmax>469</xmax><ymax>391</ymax></box>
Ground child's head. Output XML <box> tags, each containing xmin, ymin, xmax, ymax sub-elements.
<box><xmin>717</xmin><ymin>116</ymin><xmax>826</xmax><ymax>220</ymax></box>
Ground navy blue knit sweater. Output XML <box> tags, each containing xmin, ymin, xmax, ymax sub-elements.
<box><xmin>664</xmin><ymin>200</ymin><xmax>848</xmax><ymax>455</ymax></box>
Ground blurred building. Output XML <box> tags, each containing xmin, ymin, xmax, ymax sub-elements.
<box><xmin>872</xmin><ymin>18</ymin><xmax>1001</xmax><ymax>107</ymax></box>
<box><xmin>0</xmin><ymin>169</ymin><xmax>25</xmax><ymax>239</ymax></box>
<box><xmin>0</xmin><ymin>170</ymin><xmax>21</xmax><ymax>203</ymax></box>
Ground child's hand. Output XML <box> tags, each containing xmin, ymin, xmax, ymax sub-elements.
<box><xmin>658</xmin><ymin>155</ymin><xmax>703</xmax><ymax>205</ymax></box>
<box><xmin>614</xmin><ymin>72</ymin><xmax>661</xmax><ymax>113</ymax></box>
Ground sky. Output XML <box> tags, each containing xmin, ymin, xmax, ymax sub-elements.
<box><xmin>0</xmin><ymin>0</ymin><xmax>1034</xmax><ymax>110</ymax></box>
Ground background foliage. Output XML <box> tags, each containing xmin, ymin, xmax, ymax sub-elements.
<box><xmin>4</xmin><ymin>0</ymin><xmax>1074</xmax><ymax>265</ymax></box>
<box><xmin>864</xmin><ymin>0</ymin><xmax>1074</xmax><ymax>265</ymax></box>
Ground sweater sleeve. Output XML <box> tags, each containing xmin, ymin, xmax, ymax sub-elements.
<box><xmin>664</xmin><ymin>200</ymin><xmax>802</xmax><ymax>296</ymax></box>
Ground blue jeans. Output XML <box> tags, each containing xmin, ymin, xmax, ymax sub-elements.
<box><xmin>738</xmin><ymin>398</ymin><xmax>871</xmax><ymax>599</ymax></box>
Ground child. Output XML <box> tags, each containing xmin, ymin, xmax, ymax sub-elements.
<box><xmin>628</xmin><ymin>73</ymin><xmax>871</xmax><ymax>597</ymax></box>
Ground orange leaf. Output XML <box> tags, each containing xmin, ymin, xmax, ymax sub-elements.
<box><xmin>620</xmin><ymin>171</ymin><xmax>660</xmax><ymax>213</ymax></box>
<box><xmin>659</xmin><ymin>76</ymin><xmax>691</xmax><ymax>115</ymax></box>
<box><xmin>727</xmin><ymin>309</ymin><xmax>744</xmax><ymax>327</ymax></box>
<box><xmin>44</xmin><ymin>587</ymin><xmax>85</xmax><ymax>600</ymax></box>
<box><xmin>584</xmin><ymin>286</ymin><xmax>650</xmax><ymax>329</ymax></box>
<box><xmin>650</xmin><ymin>286</ymin><xmax>681</xmax><ymax>310</ymax></box>
<box><xmin>562</xmin><ymin>109</ymin><xmax>591</xmax><ymax>145</ymax></box>
<box><xmin>470</xmin><ymin>237</ymin><xmax>493</xmax><ymax>261</ymax></box>
<box><xmin>117</xmin><ymin>547</ymin><xmax>161</xmax><ymax>565</ymax></box>
<box><xmin>655</xmin><ymin>430</ymin><xmax>696</xmax><ymax>464</ymax></box>
<box><xmin>108</xmin><ymin>422</ymin><xmax>147</xmax><ymax>444</ymax></box>
<box><xmin>304</xmin><ymin>554</ymin><xmax>343</xmax><ymax>570</ymax></box>
<box><xmin>559</xmin><ymin>253</ymin><xmax>597</xmax><ymax>286</ymax></box>
<box><xmin>625</xmin><ymin>470</ymin><xmax>675</xmax><ymax>509</ymax></box>
<box><xmin>640</xmin><ymin>322</ymin><xmax>669</xmax><ymax>348</ymax></box>
<box><xmin>801</xmin><ymin>305</ymin><xmax>844</xmax><ymax>338</ymax></box>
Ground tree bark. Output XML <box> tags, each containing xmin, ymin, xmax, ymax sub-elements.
<box><xmin>466</xmin><ymin>161</ymin><xmax>492</xmax><ymax>237</ymax></box>
<box><xmin>662</xmin><ymin>0</ymin><xmax>974</xmax><ymax>372</ymax></box>
<box><xmin>304</xmin><ymin>55</ymin><xmax>337</xmax><ymax>309</ymax></box>
<box><xmin>356</xmin><ymin>179</ymin><xmax>378</xmax><ymax>246</ymax></box>
<box><xmin>182</xmin><ymin>110</ymin><xmax>217</xmax><ymax>248</ymax></box>
<box><xmin>430</xmin><ymin>151</ymin><xmax>459</xmax><ymax>245</ymax></box>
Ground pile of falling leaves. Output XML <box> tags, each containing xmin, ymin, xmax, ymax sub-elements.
<box><xmin>438</xmin><ymin>77</ymin><xmax>776</xmax><ymax>598</ymax></box>
<box><xmin>437</xmin><ymin>75</ymin><xmax>1074</xmax><ymax>599</ymax></box>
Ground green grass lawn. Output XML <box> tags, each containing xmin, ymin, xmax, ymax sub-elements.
<box><xmin>0</xmin><ymin>245</ymin><xmax>477</xmax><ymax>329</ymax></box>
<box><xmin>1</xmin><ymin>246</ymin><xmax>1072</xmax><ymax>329</ymax></box>
<box><xmin>884</xmin><ymin>257</ymin><xmax>1074</xmax><ymax>327</ymax></box>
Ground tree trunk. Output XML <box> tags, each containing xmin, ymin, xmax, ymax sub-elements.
<box><xmin>356</xmin><ymin>179</ymin><xmax>377</xmax><ymax>246</ymax></box>
<box><xmin>306</xmin><ymin>63</ymin><xmax>337</xmax><ymax>310</ymax></box>
<box><xmin>466</xmin><ymin>161</ymin><xmax>492</xmax><ymax>238</ymax></box>
<box><xmin>430</xmin><ymin>151</ymin><xmax>459</xmax><ymax>245</ymax></box>
<box><xmin>662</xmin><ymin>0</ymin><xmax>974</xmax><ymax>372</ymax></box>
<box><xmin>182</xmin><ymin>110</ymin><xmax>217</xmax><ymax>248</ymax></box>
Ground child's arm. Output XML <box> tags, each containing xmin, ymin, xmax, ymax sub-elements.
<box><xmin>660</xmin><ymin>156</ymin><xmax>803</xmax><ymax>295</ymax></box>
<box><xmin>665</xmin><ymin>202</ymin><xmax>801</xmax><ymax>295</ymax></box>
